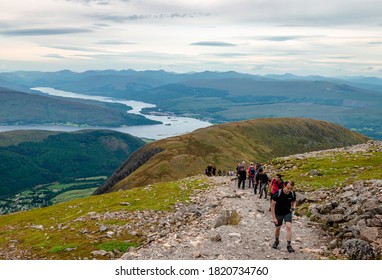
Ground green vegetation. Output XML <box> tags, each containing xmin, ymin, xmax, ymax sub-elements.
<box><xmin>0</xmin><ymin>177</ymin><xmax>105</xmax><ymax>214</ymax></box>
<box><xmin>270</xmin><ymin>151</ymin><xmax>382</xmax><ymax>191</ymax></box>
<box><xmin>97</xmin><ymin>118</ymin><xmax>368</xmax><ymax>194</ymax></box>
<box><xmin>97</xmin><ymin>241</ymin><xmax>139</xmax><ymax>252</ymax></box>
<box><xmin>0</xmin><ymin>130</ymin><xmax>145</xmax><ymax>198</ymax></box>
<box><xmin>0</xmin><ymin>87</ymin><xmax>160</xmax><ymax>127</ymax></box>
<box><xmin>0</xmin><ymin>176</ymin><xmax>209</xmax><ymax>259</ymax></box>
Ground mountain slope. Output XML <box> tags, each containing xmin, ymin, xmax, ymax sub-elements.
<box><xmin>0</xmin><ymin>141</ymin><xmax>380</xmax><ymax>260</ymax></box>
<box><xmin>0</xmin><ymin>87</ymin><xmax>159</xmax><ymax>126</ymax></box>
<box><xmin>0</xmin><ymin>130</ymin><xmax>146</xmax><ymax>197</ymax></box>
<box><xmin>94</xmin><ymin>118</ymin><xmax>368</xmax><ymax>195</ymax></box>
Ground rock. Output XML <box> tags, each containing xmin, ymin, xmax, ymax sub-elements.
<box><xmin>328</xmin><ymin>239</ymin><xmax>338</xmax><ymax>249</ymax></box>
<box><xmin>120</xmin><ymin>202</ymin><xmax>131</xmax><ymax>206</ymax></box>
<box><xmin>309</xmin><ymin>169</ymin><xmax>322</xmax><ymax>176</ymax></box>
<box><xmin>323</xmin><ymin>214</ymin><xmax>346</xmax><ymax>223</ymax></box>
<box><xmin>30</xmin><ymin>225</ymin><xmax>44</xmax><ymax>231</ymax></box>
<box><xmin>342</xmin><ymin>239</ymin><xmax>379</xmax><ymax>260</ymax></box>
<box><xmin>214</xmin><ymin>210</ymin><xmax>241</xmax><ymax>228</ymax></box>
<box><xmin>99</xmin><ymin>225</ymin><xmax>108</xmax><ymax>232</ymax></box>
<box><xmin>210</xmin><ymin>233</ymin><xmax>222</xmax><ymax>242</ymax></box>
<box><xmin>192</xmin><ymin>251</ymin><xmax>202</xmax><ymax>258</ymax></box>
<box><xmin>92</xmin><ymin>250</ymin><xmax>108</xmax><ymax>257</ymax></box>
<box><xmin>360</xmin><ymin>227</ymin><xmax>381</xmax><ymax>243</ymax></box>
<box><xmin>106</xmin><ymin>231</ymin><xmax>115</xmax><ymax>237</ymax></box>
<box><xmin>317</xmin><ymin>203</ymin><xmax>333</xmax><ymax>214</ymax></box>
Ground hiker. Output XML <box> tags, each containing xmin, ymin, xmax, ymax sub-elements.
<box><xmin>212</xmin><ymin>166</ymin><xmax>217</xmax><ymax>176</ymax></box>
<box><xmin>237</xmin><ymin>164</ymin><xmax>247</xmax><ymax>190</ymax></box>
<box><xmin>254</xmin><ymin>163</ymin><xmax>262</xmax><ymax>190</ymax></box>
<box><xmin>269</xmin><ymin>174</ymin><xmax>285</xmax><ymax>206</ymax></box>
<box><xmin>247</xmin><ymin>162</ymin><xmax>256</xmax><ymax>189</ymax></box>
<box><xmin>270</xmin><ymin>181</ymin><xmax>297</xmax><ymax>253</ymax></box>
<box><xmin>258</xmin><ymin>167</ymin><xmax>270</xmax><ymax>199</ymax></box>
<box><xmin>206</xmin><ymin>163</ymin><xmax>213</xmax><ymax>176</ymax></box>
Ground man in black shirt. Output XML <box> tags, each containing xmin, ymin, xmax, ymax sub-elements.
<box><xmin>270</xmin><ymin>181</ymin><xmax>296</xmax><ymax>253</ymax></box>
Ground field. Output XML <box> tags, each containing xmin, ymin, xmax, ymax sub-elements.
<box><xmin>0</xmin><ymin>177</ymin><xmax>106</xmax><ymax>214</ymax></box>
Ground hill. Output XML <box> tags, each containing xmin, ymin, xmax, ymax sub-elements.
<box><xmin>94</xmin><ymin>118</ymin><xmax>368</xmax><ymax>195</ymax></box>
<box><xmin>0</xmin><ymin>130</ymin><xmax>145</xmax><ymax>198</ymax></box>
<box><xmin>0</xmin><ymin>87</ymin><xmax>159</xmax><ymax>126</ymax></box>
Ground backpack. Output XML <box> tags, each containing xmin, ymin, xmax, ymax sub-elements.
<box><xmin>249</xmin><ymin>166</ymin><xmax>255</xmax><ymax>175</ymax></box>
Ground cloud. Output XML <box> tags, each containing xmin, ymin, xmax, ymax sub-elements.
<box><xmin>190</xmin><ymin>41</ymin><xmax>236</xmax><ymax>47</ymax></box>
<box><xmin>64</xmin><ymin>0</ymin><xmax>129</xmax><ymax>6</ymax></box>
<box><xmin>369</xmin><ymin>42</ymin><xmax>382</xmax><ymax>45</ymax></box>
<box><xmin>0</xmin><ymin>28</ymin><xmax>92</xmax><ymax>37</ymax></box>
<box><xmin>43</xmin><ymin>54</ymin><xmax>66</xmax><ymax>59</ymax></box>
<box><xmin>94</xmin><ymin>13</ymin><xmax>210</xmax><ymax>23</ymax></box>
<box><xmin>211</xmin><ymin>53</ymin><xmax>249</xmax><ymax>57</ymax></box>
<box><xmin>46</xmin><ymin>45</ymin><xmax>101</xmax><ymax>52</ymax></box>
<box><xmin>96</xmin><ymin>40</ymin><xmax>137</xmax><ymax>45</ymax></box>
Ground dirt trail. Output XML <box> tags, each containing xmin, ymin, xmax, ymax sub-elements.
<box><xmin>121</xmin><ymin>176</ymin><xmax>324</xmax><ymax>260</ymax></box>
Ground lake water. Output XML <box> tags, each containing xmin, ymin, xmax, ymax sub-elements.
<box><xmin>0</xmin><ymin>87</ymin><xmax>212</xmax><ymax>140</ymax></box>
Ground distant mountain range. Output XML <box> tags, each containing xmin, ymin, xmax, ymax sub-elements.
<box><xmin>1</xmin><ymin>69</ymin><xmax>380</xmax><ymax>139</ymax></box>
<box><xmin>94</xmin><ymin>118</ymin><xmax>368</xmax><ymax>195</ymax></box>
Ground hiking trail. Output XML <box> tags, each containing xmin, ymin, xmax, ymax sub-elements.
<box><xmin>121</xmin><ymin>176</ymin><xmax>325</xmax><ymax>260</ymax></box>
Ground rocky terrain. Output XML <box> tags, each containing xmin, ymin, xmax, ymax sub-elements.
<box><xmin>118</xmin><ymin>141</ymin><xmax>382</xmax><ymax>260</ymax></box>
<box><xmin>118</xmin><ymin>176</ymin><xmax>325</xmax><ymax>260</ymax></box>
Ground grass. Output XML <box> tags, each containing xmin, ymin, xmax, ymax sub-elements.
<box><xmin>270</xmin><ymin>151</ymin><xmax>382</xmax><ymax>191</ymax></box>
<box><xmin>51</xmin><ymin>188</ymin><xmax>98</xmax><ymax>204</ymax></box>
<box><xmin>0</xmin><ymin>176</ymin><xmax>209</xmax><ymax>259</ymax></box>
<box><xmin>97</xmin><ymin>241</ymin><xmax>139</xmax><ymax>252</ymax></box>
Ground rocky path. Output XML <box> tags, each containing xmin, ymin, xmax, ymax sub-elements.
<box><xmin>121</xmin><ymin>176</ymin><xmax>325</xmax><ymax>260</ymax></box>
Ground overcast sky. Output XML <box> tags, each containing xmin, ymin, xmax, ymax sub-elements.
<box><xmin>1</xmin><ymin>0</ymin><xmax>381</xmax><ymax>76</ymax></box>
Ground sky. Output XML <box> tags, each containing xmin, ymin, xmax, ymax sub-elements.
<box><xmin>1</xmin><ymin>0</ymin><xmax>382</xmax><ymax>77</ymax></box>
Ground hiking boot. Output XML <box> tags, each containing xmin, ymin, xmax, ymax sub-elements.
<box><xmin>272</xmin><ymin>241</ymin><xmax>279</xmax><ymax>249</ymax></box>
<box><xmin>287</xmin><ymin>245</ymin><xmax>295</xmax><ymax>253</ymax></box>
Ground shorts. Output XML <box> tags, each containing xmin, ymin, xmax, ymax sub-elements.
<box><xmin>275</xmin><ymin>212</ymin><xmax>292</xmax><ymax>227</ymax></box>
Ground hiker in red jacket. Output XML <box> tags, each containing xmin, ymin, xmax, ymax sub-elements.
<box><xmin>269</xmin><ymin>174</ymin><xmax>285</xmax><ymax>210</ymax></box>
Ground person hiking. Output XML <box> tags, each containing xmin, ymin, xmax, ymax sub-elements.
<box><xmin>270</xmin><ymin>181</ymin><xmax>297</xmax><ymax>253</ymax></box>
<box><xmin>237</xmin><ymin>163</ymin><xmax>247</xmax><ymax>190</ymax></box>
<box><xmin>258</xmin><ymin>167</ymin><xmax>270</xmax><ymax>199</ymax></box>
<box><xmin>269</xmin><ymin>174</ymin><xmax>285</xmax><ymax>208</ymax></box>
<box><xmin>247</xmin><ymin>162</ymin><xmax>256</xmax><ymax>189</ymax></box>
<box><xmin>205</xmin><ymin>163</ymin><xmax>213</xmax><ymax>176</ymax></box>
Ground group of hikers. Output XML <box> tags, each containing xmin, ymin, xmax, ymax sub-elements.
<box><xmin>237</xmin><ymin>161</ymin><xmax>296</xmax><ymax>253</ymax></box>
<box><xmin>205</xmin><ymin>161</ymin><xmax>297</xmax><ymax>253</ymax></box>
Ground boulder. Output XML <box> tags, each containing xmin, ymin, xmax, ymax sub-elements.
<box><xmin>360</xmin><ymin>227</ymin><xmax>381</xmax><ymax>243</ymax></box>
<box><xmin>309</xmin><ymin>169</ymin><xmax>322</xmax><ymax>176</ymax></box>
<box><xmin>342</xmin><ymin>239</ymin><xmax>379</xmax><ymax>260</ymax></box>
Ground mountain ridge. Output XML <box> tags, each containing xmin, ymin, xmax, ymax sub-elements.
<box><xmin>94</xmin><ymin>118</ymin><xmax>369</xmax><ymax>195</ymax></box>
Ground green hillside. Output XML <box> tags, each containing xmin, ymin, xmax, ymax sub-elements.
<box><xmin>0</xmin><ymin>130</ymin><xmax>60</xmax><ymax>147</ymax></box>
<box><xmin>0</xmin><ymin>130</ymin><xmax>145</xmax><ymax>198</ymax></box>
<box><xmin>0</xmin><ymin>140</ymin><xmax>379</xmax><ymax>260</ymax></box>
<box><xmin>95</xmin><ymin>118</ymin><xmax>368</xmax><ymax>195</ymax></box>
<box><xmin>0</xmin><ymin>87</ymin><xmax>159</xmax><ymax>126</ymax></box>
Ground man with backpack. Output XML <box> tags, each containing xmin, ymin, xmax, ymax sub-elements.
<box><xmin>258</xmin><ymin>167</ymin><xmax>270</xmax><ymax>199</ymax></box>
<box><xmin>270</xmin><ymin>181</ymin><xmax>297</xmax><ymax>253</ymax></box>
<box><xmin>247</xmin><ymin>162</ymin><xmax>256</xmax><ymax>190</ymax></box>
